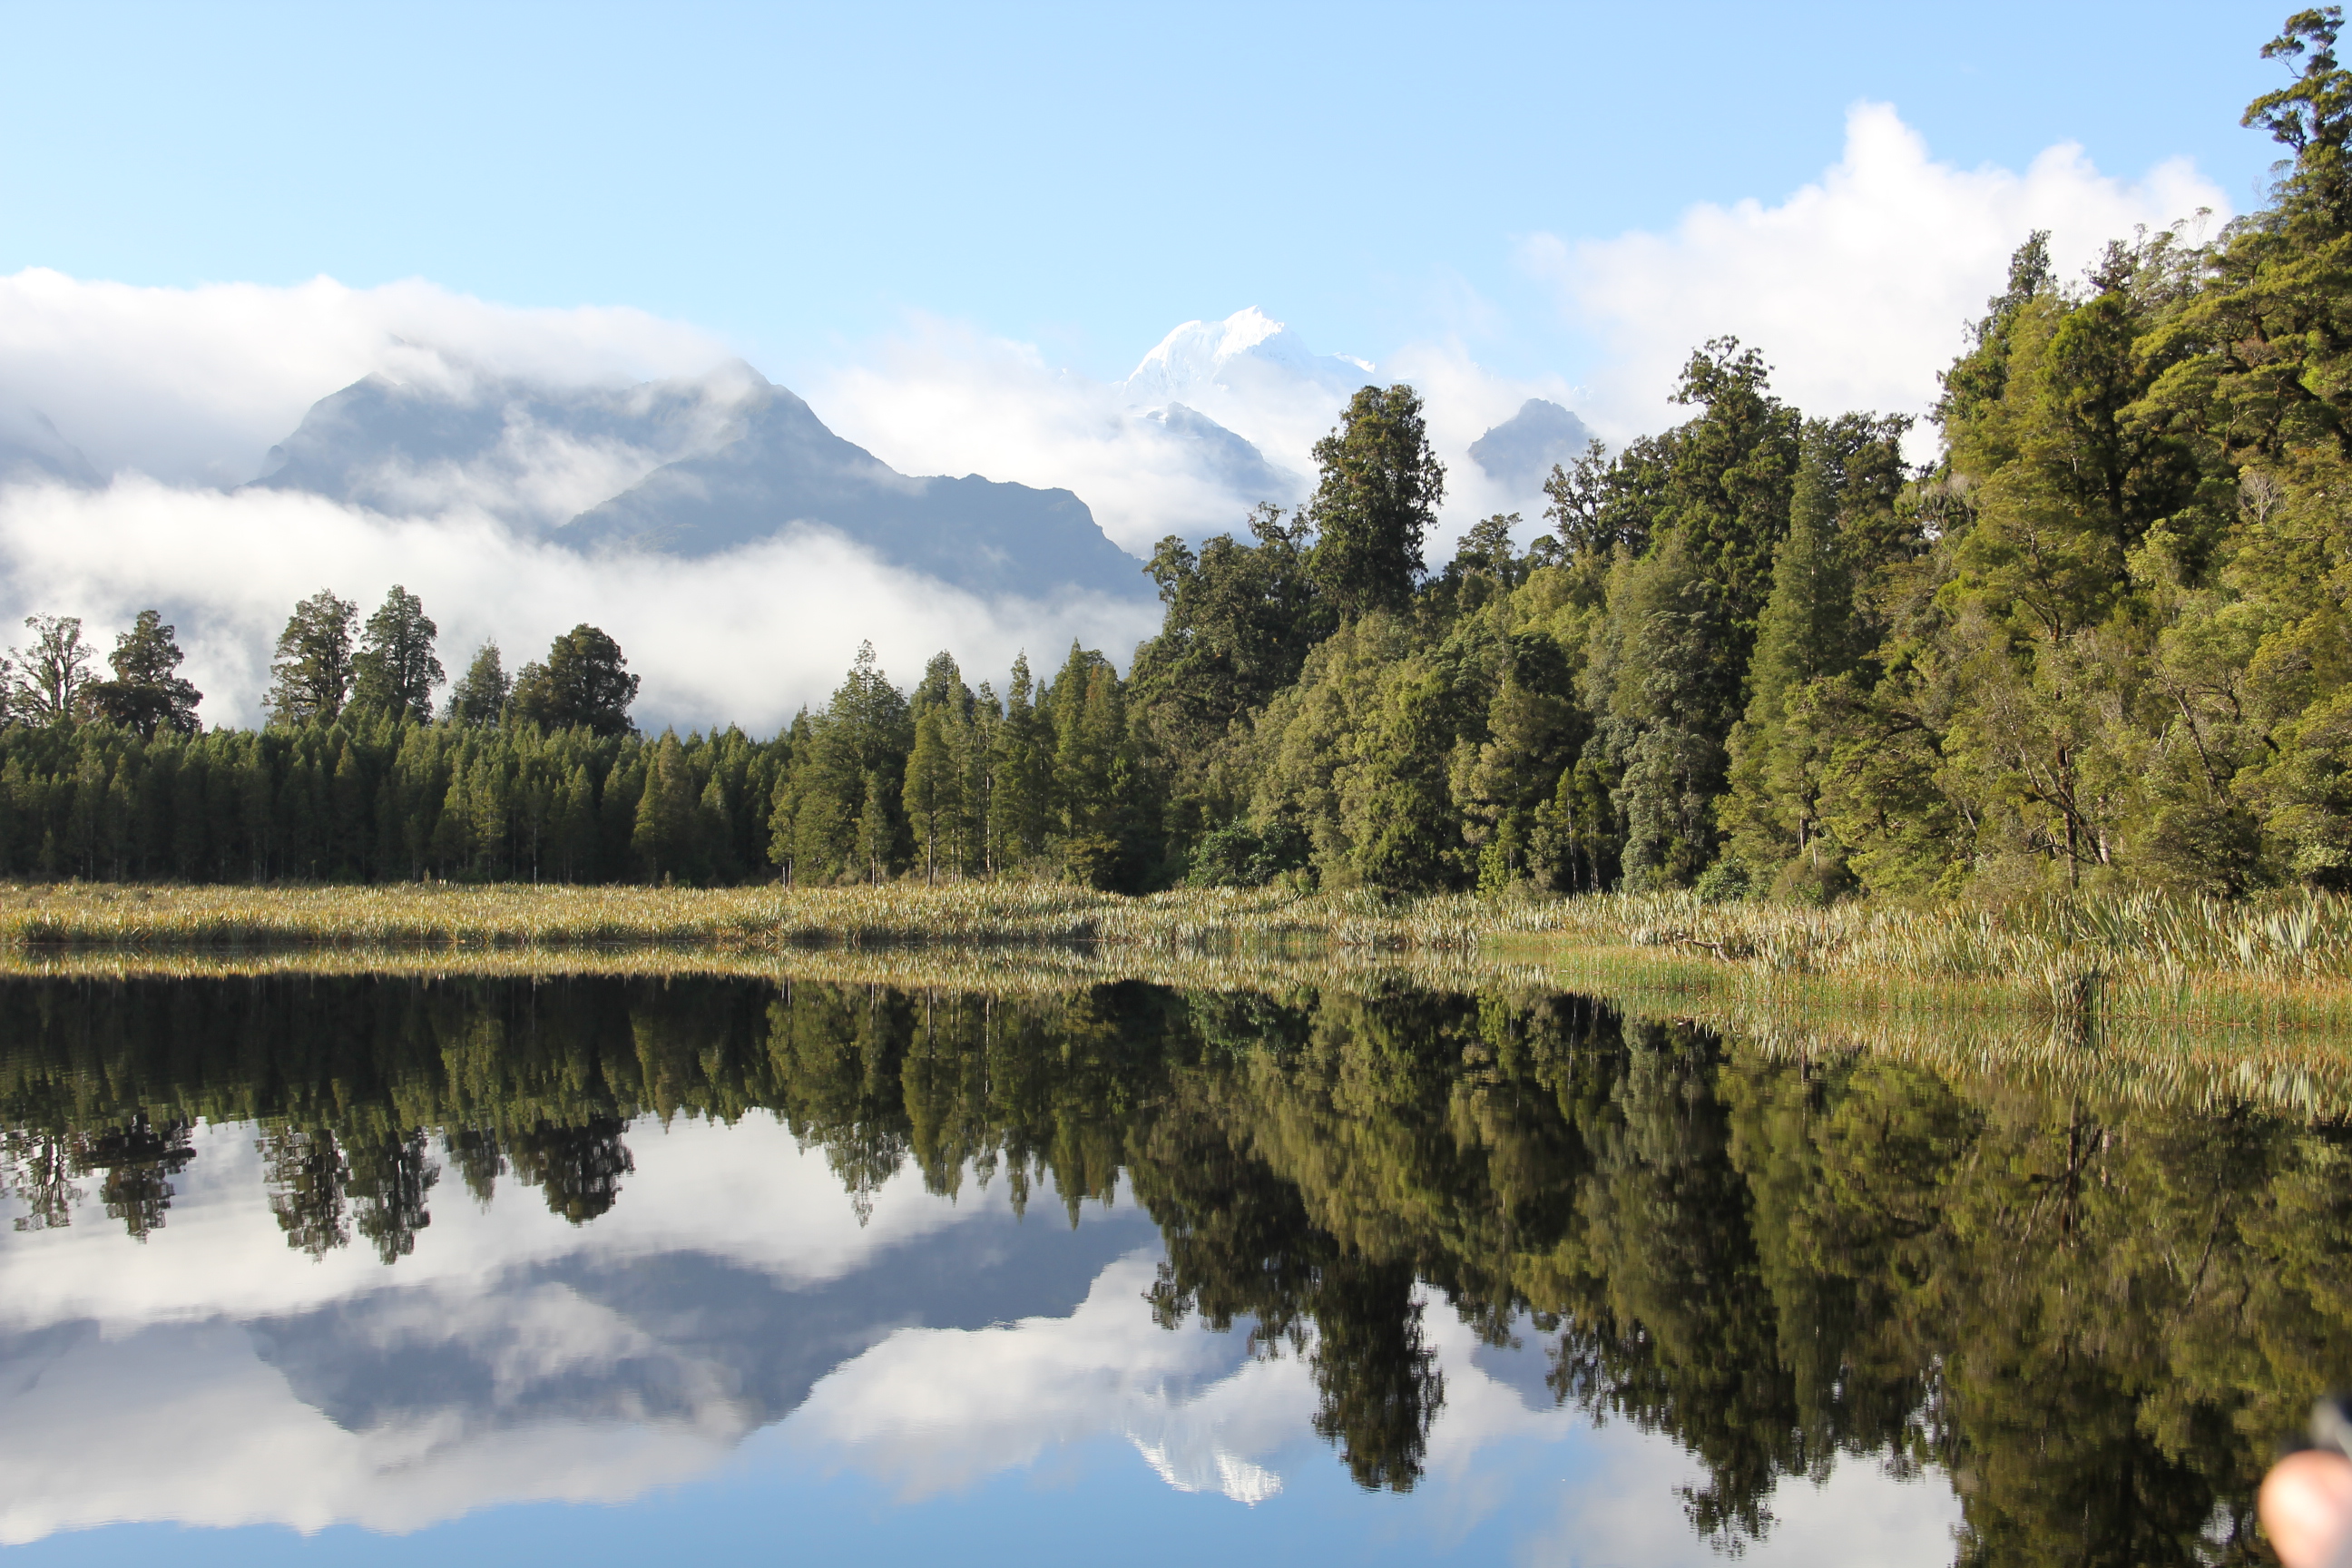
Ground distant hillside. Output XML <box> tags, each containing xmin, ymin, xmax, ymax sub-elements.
<box><xmin>571</xmin><ymin>380</ymin><xmax>1148</xmax><ymax>599</ymax></box>
<box><xmin>256</xmin><ymin>363</ymin><xmax>1151</xmax><ymax>602</ymax></box>
<box><xmin>1468</xmin><ymin>399</ymin><xmax>1592</xmax><ymax>495</ymax></box>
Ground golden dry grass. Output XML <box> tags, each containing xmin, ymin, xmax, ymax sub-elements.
<box><xmin>0</xmin><ymin>880</ymin><xmax>1504</xmax><ymax>952</ymax></box>
<box><xmin>8</xmin><ymin>880</ymin><xmax>2352</xmax><ymax>1033</ymax></box>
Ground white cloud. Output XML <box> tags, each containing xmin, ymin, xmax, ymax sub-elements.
<box><xmin>1524</xmin><ymin>103</ymin><xmax>2230</xmax><ymax>444</ymax></box>
<box><xmin>0</xmin><ymin>476</ymin><xmax>1159</xmax><ymax>731</ymax></box>
<box><xmin>0</xmin><ymin>269</ymin><xmax>733</xmax><ymax>486</ymax></box>
<box><xmin>808</xmin><ymin>316</ymin><xmax>1296</xmax><ymax>554</ymax></box>
<box><xmin>791</xmin><ymin>1250</ymin><xmax>1311</xmax><ymax>1503</ymax></box>
<box><xmin>1533</xmin><ymin>1429</ymin><xmax>1963</xmax><ymax>1568</ymax></box>
<box><xmin>0</xmin><ymin>1114</ymin><xmax>988</xmax><ymax>1333</ymax></box>
<box><xmin>0</xmin><ymin>1114</ymin><xmax>1965</xmax><ymax>1554</ymax></box>
<box><xmin>812</xmin><ymin>313</ymin><xmax>1577</xmax><ymax>558</ymax></box>
<box><xmin>0</xmin><ymin>1113</ymin><xmax>1158</xmax><ymax>1543</ymax></box>
<box><xmin>1382</xmin><ymin>336</ymin><xmax>1583</xmax><ymax>546</ymax></box>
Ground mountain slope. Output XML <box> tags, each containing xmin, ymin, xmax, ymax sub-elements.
<box><xmin>1467</xmin><ymin>399</ymin><xmax>1593</xmax><ymax>494</ymax></box>
<box><xmin>255</xmin><ymin>364</ymin><xmax>1151</xmax><ymax>601</ymax></box>
<box><xmin>569</xmin><ymin>379</ymin><xmax>1148</xmax><ymax>598</ymax></box>
<box><xmin>250</xmin><ymin>364</ymin><xmax>761</xmax><ymax>526</ymax></box>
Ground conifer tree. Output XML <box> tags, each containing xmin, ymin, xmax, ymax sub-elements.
<box><xmin>902</xmin><ymin>707</ymin><xmax>961</xmax><ymax>883</ymax></box>
<box><xmin>1722</xmin><ymin>420</ymin><xmax>1866</xmax><ymax>893</ymax></box>
<box><xmin>350</xmin><ymin>586</ymin><xmax>444</xmax><ymax>724</ymax></box>
<box><xmin>992</xmin><ymin>653</ymin><xmax>1049</xmax><ymax>867</ymax></box>
<box><xmin>1308</xmin><ymin>386</ymin><xmax>1446</xmax><ymax>619</ymax></box>
<box><xmin>446</xmin><ymin>642</ymin><xmax>510</xmax><ymax>726</ymax></box>
<box><xmin>511</xmin><ymin>625</ymin><xmax>639</xmax><ymax>737</ymax></box>
<box><xmin>10</xmin><ymin>615</ymin><xmax>95</xmax><ymax>725</ymax></box>
<box><xmin>962</xmin><ymin>684</ymin><xmax>1001</xmax><ymax>875</ymax></box>
<box><xmin>87</xmin><ymin>611</ymin><xmax>202</xmax><ymax>737</ymax></box>
<box><xmin>632</xmin><ymin>731</ymin><xmax>697</xmax><ymax>883</ymax></box>
<box><xmin>554</xmin><ymin>764</ymin><xmax>597</xmax><ymax>881</ymax></box>
<box><xmin>854</xmin><ymin>769</ymin><xmax>893</xmax><ymax>884</ymax></box>
<box><xmin>265</xmin><ymin>591</ymin><xmax>358</xmax><ymax>726</ymax></box>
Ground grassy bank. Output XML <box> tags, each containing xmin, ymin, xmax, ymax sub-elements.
<box><xmin>0</xmin><ymin>929</ymin><xmax>1542</xmax><ymax>997</ymax></box>
<box><xmin>4</xmin><ymin>880</ymin><xmax>2352</xmax><ymax>1116</ymax></box>
<box><xmin>0</xmin><ymin>881</ymin><xmax>1502</xmax><ymax>949</ymax></box>
<box><xmin>1503</xmin><ymin>888</ymin><xmax>2352</xmax><ymax>1032</ymax></box>
<box><xmin>7</xmin><ymin>881</ymin><xmax>2352</xmax><ymax>1028</ymax></box>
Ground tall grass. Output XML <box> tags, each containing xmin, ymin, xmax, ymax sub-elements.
<box><xmin>3</xmin><ymin>882</ymin><xmax>2347</xmax><ymax>1116</ymax></box>
<box><xmin>8</xmin><ymin>881</ymin><xmax>2352</xmax><ymax>1030</ymax></box>
<box><xmin>0</xmin><ymin>932</ymin><xmax>1543</xmax><ymax>997</ymax></box>
<box><xmin>1496</xmin><ymin>887</ymin><xmax>2352</xmax><ymax>1025</ymax></box>
<box><xmin>0</xmin><ymin>880</ymin><xmax>1524</xmax><ymax>952</ymax></box>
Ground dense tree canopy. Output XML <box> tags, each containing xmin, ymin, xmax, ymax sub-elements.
<box><xmin>265</xmin><ymin>590</ymin><xmax>357</xmax><ymax>726</ymax></box>
<box><xmin>509</xmin><ymin>624</ymin><xmax>639</xmax><ymax>738</ymax></box>
<box><xmin>349</xmin><ymin>585</ymin><xmax>445</xmax><ymax>724</ymax></box>
<box><xmin>84</xmin><ymin>612</ymin><xmax>202</xmax><ymax>740</ymax></box>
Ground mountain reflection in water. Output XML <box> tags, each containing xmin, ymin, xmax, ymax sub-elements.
<box><xmin>0</xmin><ymin>974</ymin><xmax>2343</xmax><ymax>1563</ymax></box>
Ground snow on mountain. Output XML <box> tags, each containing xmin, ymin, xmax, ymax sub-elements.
<box><xmin>1122</xmin><ymin>308</ymin><xmax>1373</xmax><ymax>410</ymax></box>
<box><xmin>1115</xmin><ymin>309</ymin><xmax>1376</xmax><ymax>517</ymax></box>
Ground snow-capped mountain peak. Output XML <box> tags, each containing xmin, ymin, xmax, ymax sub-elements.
<box><xmin>1122</xmin><ymin>309</ymin><xmax>1373</xmax><ymax>409</ymax></box>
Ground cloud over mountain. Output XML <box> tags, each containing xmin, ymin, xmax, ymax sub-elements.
<box><xmin>0</xmin><ymin>273</ymin><xmax>1158</xmax><ymax>731</ymax></box>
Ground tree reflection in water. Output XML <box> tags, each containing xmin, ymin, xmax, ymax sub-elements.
<box><xmin>0</xmin><ymin>973</ymin><xmax>2346</xmax><ymax>1563</ymax></box>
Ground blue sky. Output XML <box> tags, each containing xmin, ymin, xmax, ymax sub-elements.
<box><xmin>0</xmin><ymin>0</ymin><xmax>2298</xmax><ymax>383</ymax></box>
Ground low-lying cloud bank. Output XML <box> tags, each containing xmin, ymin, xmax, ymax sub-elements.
<box><xmin>0</xmin><ymin>477</ymin><xmax>1157</xmax><ymax>732</ymax></box>
<box><xmin>0</xmin><ymin>268</ymin><xmax>731</xmax><ymax>487</ymax></box>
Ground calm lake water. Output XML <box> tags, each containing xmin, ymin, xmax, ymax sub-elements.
<box><xmin>0</xmin><ymin>974</ymin><xmax>2340</xmax><ymax>1565</ymax></box>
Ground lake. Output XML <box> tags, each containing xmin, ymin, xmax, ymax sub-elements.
<box><xmin>0</xmin><ymin>972</ymin><xmax>2339</xmax><ymax>1564</ymax></box>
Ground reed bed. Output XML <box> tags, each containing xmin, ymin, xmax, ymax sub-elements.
<box><xmin>0</xmin><ymin>881</ymin><xmax>1518</xmax><ymax>953</ymax></box>
<box><xmin>9</xmin><ymin>881</ymin><xmax>2352</xmax><ymax>1030</ymax></box>
<box><xmin>0</xmin><ymin>935</ymin><xmax>1545</xmax><ymax>997</ymax></box>
<box><xmin>1494</xmin><ymin>887</ymin><xmax>2352</xmax><ymax>1022</ymax></box>
<box><xmin>5</xmin><ymin>882</ymin><xmax>2350</xmax><ymax>1116</ymax></box>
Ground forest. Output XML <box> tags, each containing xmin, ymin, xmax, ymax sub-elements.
<box><xmin>5</xmin><ymin>12</ymin><xmax>2352</xmax><ymax>901</ymax></box>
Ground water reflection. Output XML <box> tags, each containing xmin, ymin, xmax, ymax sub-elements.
<box><xmin>0</xmin><ymin>974</ymin><xmax>2343</xmax><ymax>1563</ymax></box>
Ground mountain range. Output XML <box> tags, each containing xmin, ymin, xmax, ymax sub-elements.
<box><xmin>5</xmin><ymin>308</ymin><xmax>1594</xmax><ymax>607</ymax></box>
<box><xmin>251</xmin><ymin>362</ymin><xmax>1154</xmax><ymax>601</ymax></box>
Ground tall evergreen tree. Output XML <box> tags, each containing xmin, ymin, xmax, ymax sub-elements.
<box><xmin>992</xmin><ymin>654</ymin><xmax>1049</xmax><ymax>868</ymax></box>
<box><xmin>10</xmin><ymin>615</ymin><xmax>95</xmax><ymax>725</ymax></box>
<box><xmin>902</xmin><ymin>707</ymin><xmax>961</xmax><ymax>883</ymax></box>
<box><xmin>1720</xmin><ymin>416</ymin><xmax>1908</xmax><ymax>895</ymax></box>
<box><xmin>446</xmin><ymin>642</ymin><xmax>511</xmax><ymax>726</ymax></box>
<box><xmin>1308</xmin><ymin>385</ymin><xmax>1446</xmax><ymax>619</ymax></box>
<box><xmin>86</xmin><ymin>612</ymin><xmax>202</xmax><ymax>738</ymax></box>
<box><xmin>854</xmin><ymin>769</ymin><xmax>893</xmax><ymax>884</ymax></box>
<box><xmin>350</xmin><ymin>585</ymin><xmax>444</xmax><ymax>724</ymax></box>
<box><xmin>510</xmin><ymin>625</ymin><xmax>639</xmax><ymax>737</ymax></box>
<box><xmin>265</xmin><ymin>590</ymin><xmax>358</xmax><ymax>725</ymax></box>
